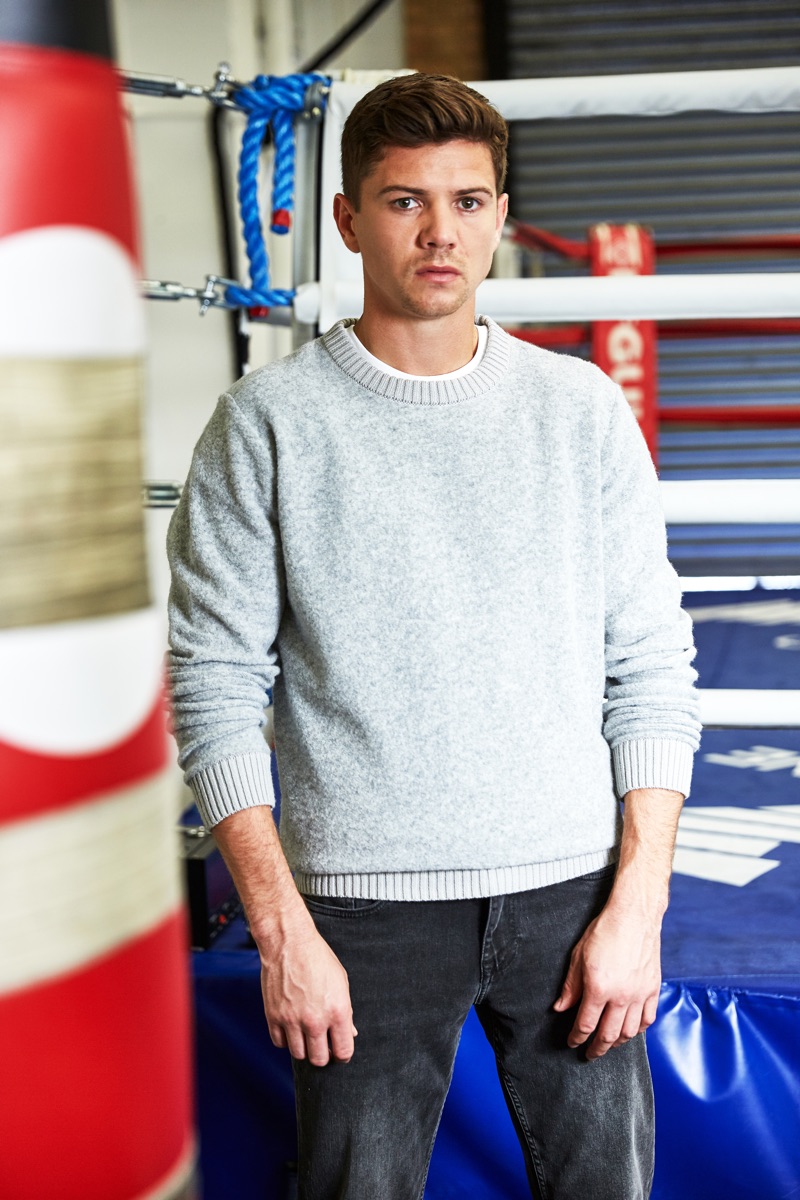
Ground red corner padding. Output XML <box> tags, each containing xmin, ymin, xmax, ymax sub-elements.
<box><xmin>0</xmin><ymin>912</ymin><xmax>194</xmax><ymax>1200</ymax></box>
<box><xmin>0</xmin><ymin>42</ymin><xmax>138</xmax><ymax>260</ymax></box>
<box><xmin>0</xmin><ymin>693</ymin><xmax>169</xmax><ymax>823</ymax></box>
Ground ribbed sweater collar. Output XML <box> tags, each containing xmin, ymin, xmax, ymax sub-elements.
<box><xmin>322</xmin><ymin>315</ymin><xmax>511</xmax><ymax>406</ymax></box>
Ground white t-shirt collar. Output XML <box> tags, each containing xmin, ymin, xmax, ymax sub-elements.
<box><xmin>344</xmin><ymin>324</ymin><xmax>489</xmax><ymax>382</ymax></box>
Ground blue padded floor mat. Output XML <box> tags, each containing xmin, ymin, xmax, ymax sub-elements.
<box><xmin>683</xmin><ymin>585</ymin><xmax>800</xmax><ymax>690</ymax></box>
<box><xmin>664</xmin><ymin>727</ymin><xmax>800</xmax><ymax>992</ymax></box>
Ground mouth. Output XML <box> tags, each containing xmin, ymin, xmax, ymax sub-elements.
<box><xmin>416</xmin><ymin>266</ymin><xmax>462</xmax><ymax>281</ymax></box>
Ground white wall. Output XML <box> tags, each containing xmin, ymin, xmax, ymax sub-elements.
<box><xmin>111</xmin><ymin>0</ymin><xmax>405</xmax><ymax>619</ymax></box>
<box><xmin>292</xmin><ymin>0</ymin><xmax>405</xmax><ymax>73</ymax></box>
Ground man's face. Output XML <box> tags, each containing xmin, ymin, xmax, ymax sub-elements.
<box><xmin>334</xmin><ymin>140</ymin><xmax>508</xmax><ymax>324</ymax></box>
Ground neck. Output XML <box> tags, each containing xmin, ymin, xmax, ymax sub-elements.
<box><xmin>353</xmin><ymin>309</ymin><xmax>478</xmax><ymax>376</ymax></box>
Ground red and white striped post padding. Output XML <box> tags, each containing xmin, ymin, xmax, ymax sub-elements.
<box><xmin>589</xmin><ymin>223</ymin><xmax>658</xmax><ymax>463</ymax></box>
<box><xmin>0</xmin><ymin>4</ymin><xmax>194</xmax><ymax>1198</ymax></box>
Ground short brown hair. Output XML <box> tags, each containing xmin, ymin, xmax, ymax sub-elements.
<box><xmin>340</xmin><ymin>72</ymin><xmax>508</xmax><ymax>206</ymax></box>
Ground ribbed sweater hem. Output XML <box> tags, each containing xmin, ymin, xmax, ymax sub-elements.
<box><xmin>189</xmin><ymin>752</ymin><xmax>275</xmax><ymax>827</ymax></box>
<box><xmin>612</xmin><ymin>738</ymin><xmax>694</xmax><ymax>799</ymax></box>
<box><xmin>294</xmin><ymin>847</ymin><xmax>618</xmax><ymax>901</ymax></box>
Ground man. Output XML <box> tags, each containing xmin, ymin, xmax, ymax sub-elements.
<box><xmin>168</xmin><ymin>72</ymin><xmax>701</xmax><ymax>1199</ymax></box>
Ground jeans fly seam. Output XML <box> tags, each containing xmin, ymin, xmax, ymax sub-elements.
<box><xmin>475</xmin><ymin>896</ymin><xmax>503</xmax><ymax>1005</ymax></box>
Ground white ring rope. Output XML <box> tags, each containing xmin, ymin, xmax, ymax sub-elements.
<box><xmin>660</xmin><ymin>481</ymin><xmax>800</xmax><ymax>526</ymax></box>
<box><xmin>294</xmin><ymin>274</ymin><xmax>800</xmax><ymax>326</ymax></box>
<box><xmin>697</xmin><ymin>689</ymin><xmax>800</xmax><ymax>728</ymax></box>
<box><xmin>326</xmin><ymin>66</ymin><xmax>800</xmax><ymax>125</ymax></box>
<box><xmin>468</xmin><ymin>66</ymin><xmax>800</xmax><ymax>122</ymax></box>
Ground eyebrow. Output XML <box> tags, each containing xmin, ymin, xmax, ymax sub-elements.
<box><xmin>376</xmin><ymin>185</ymin><xmax>495</xmax><ymax>198</ymax></box>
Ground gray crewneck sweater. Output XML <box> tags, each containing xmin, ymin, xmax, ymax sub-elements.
<box><xmin>167</xmin><ymin>317</ymin><xmax>701</xmax><ymax>900</ymax></box>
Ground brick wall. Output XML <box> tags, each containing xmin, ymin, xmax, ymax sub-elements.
<box><xmin>403</xmin><ymin>0</ymin><xmax>486</xmax><ymax>80</ymax></box>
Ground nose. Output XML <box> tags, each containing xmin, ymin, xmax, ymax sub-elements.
<box><xmin>419</xmin><ymin>199</ymin><xmax>456</xmax><ymax>249</ymax></box>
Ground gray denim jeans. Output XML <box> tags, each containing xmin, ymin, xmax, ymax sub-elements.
<box><xmin>293</xmin><ymin>865</ymin><xmax>655</xmax><ymax>1200</ymax></box>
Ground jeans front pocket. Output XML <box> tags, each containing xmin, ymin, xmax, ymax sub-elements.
<box><xmin>576</xmin><ymin>861</ymin><xmax>618</xmax><ymax>883</ymax></box>
<box><xmin>302</xmin><ymin>894</ymin><xmax>387</xmax><ymax>918</ymax></box>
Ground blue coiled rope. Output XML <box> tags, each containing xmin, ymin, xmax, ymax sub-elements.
<box><xmin>225</xmin><ymin>72</ymin><xmax>328</xmax><ymax>311</ymax></box>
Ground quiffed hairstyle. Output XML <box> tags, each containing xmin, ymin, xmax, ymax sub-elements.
<box><xmin>340</xmin><ymin>73</ymin><xmax>508</xmax><ymax>206</ymax></box>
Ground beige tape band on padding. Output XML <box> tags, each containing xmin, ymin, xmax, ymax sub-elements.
<box><xmin>0</xmin><ymin>769</ymin><xmax>182</xmax><ymax>994</ymax></box>
<box><xmin>0</xmin><ymin>357</ymin><xmax>149</xmax><ymax>628</ymax></box>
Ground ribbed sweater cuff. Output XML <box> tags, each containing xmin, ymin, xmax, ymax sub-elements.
<box><xmin>189</xmin><ymin>752</ymin><xmax>275</xmax><ymax>827</ymax></box>
<box><xmin>612</xmin><ymin>738</ymin><xmax>694</xmax><ymax>799</ymax></box>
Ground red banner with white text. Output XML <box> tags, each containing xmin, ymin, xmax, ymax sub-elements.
<box><xmin>589</xmin><ymin>224</ymin><xmax>658</xmax><ymax>464</ymax></box>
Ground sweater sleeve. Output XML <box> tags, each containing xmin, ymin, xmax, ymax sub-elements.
<box><xmin>600</xmin><ymin>385</ymin><xmax>701</xmax><ymax>799</ymax></box>
<box><xmin>166</xmin><ymin>392</ymin><xmax>285</xmax><ymax>826</ymax></box>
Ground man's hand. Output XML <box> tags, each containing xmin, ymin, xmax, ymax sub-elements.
<box><xmin>209</xmin><ymin>805</ymin><xmax>358</xmax><ymax>1067</ymax></box>
<box><xmin>553</xmin><ymin>901</ymin><xmax>662</xmax><ymax>1060</ymax></box>
<box><xmin>261</xmin><ymin>925</ymin><xmax>358</xmax><ymax>1066</ymax></box>
<box><xmin>553</xmin><ymin>786</ymin><xmax>685</xmax><ymax>1060</ymax></box>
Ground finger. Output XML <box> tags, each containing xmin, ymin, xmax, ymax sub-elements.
<box><xmin>641</xmin><ymin>993</ymin><xmax>659</xmax><ymax>1031</ymax></box>
<box><xmin>305</xmin><ymin>1029</ymin><xmax>331</xmax><ymax>1068</ymax></box>
<box><xmin>586</xmin><ymin>1033</ymin><xmax>616</xmax><ymax>1060</ymax></box>
<box><xmin>284</xmin><ymin>1025</ymin><xmax>308</xmax><ymax>1061</ymax></box>
<box><xmin>586</xmin><ymin>1028</ymin><xmax>619</xmax><ymax>1059</ymax></box>
<box><xmin>567</xmin><ymin>996</ymin><xmax>605</xmax><ymax>1048</ymax></box>
<box><xmin>585</xmin><ymin>1003</ymin><xmax>627</xmax><ymax>1059</ymax></box>
<box><xmin>612</xmin><ymin>1005</ymin><xmax>643</xmax><ymax>1048</ymax></box>
<box><xmin>329</xmin><ymin>1019</ymin><xmax>356</xmax><ymax>1063</ymax></box>
<box><xmin>267</xmin><ymin>1021</ymin><xmax>287</xmax><ymax>1050</ymax></box>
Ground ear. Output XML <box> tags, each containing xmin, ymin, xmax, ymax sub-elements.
<box><xmin>494</xmin><ymin>193</ymin><xmax>509</xmax><ymax>248</ymax></box>
<box><xmin>333</xmin><ymin>193</ymin><xmax>360</xmax><ymax>254</ymax></box>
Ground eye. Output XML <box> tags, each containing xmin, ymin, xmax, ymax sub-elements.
<box><xmin>392</xmin><ymin>196</ymin><xmax>419</xmax><ymax>210</ymax></box>
<box><xmin>458</xmin><ymin>196</ymin><xmax>482</xmax><ymax>211</ymax></box>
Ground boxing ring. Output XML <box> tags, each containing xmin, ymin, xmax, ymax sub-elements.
<box><xmin>193</xmin><ymin>710</ymin><xmax>800</xmax><ymax>1200</ymax></box>
<box><xmin>159</xmin><ymin>64</ymin><xmax>800</xmax><ymax>1198</ymax></box>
